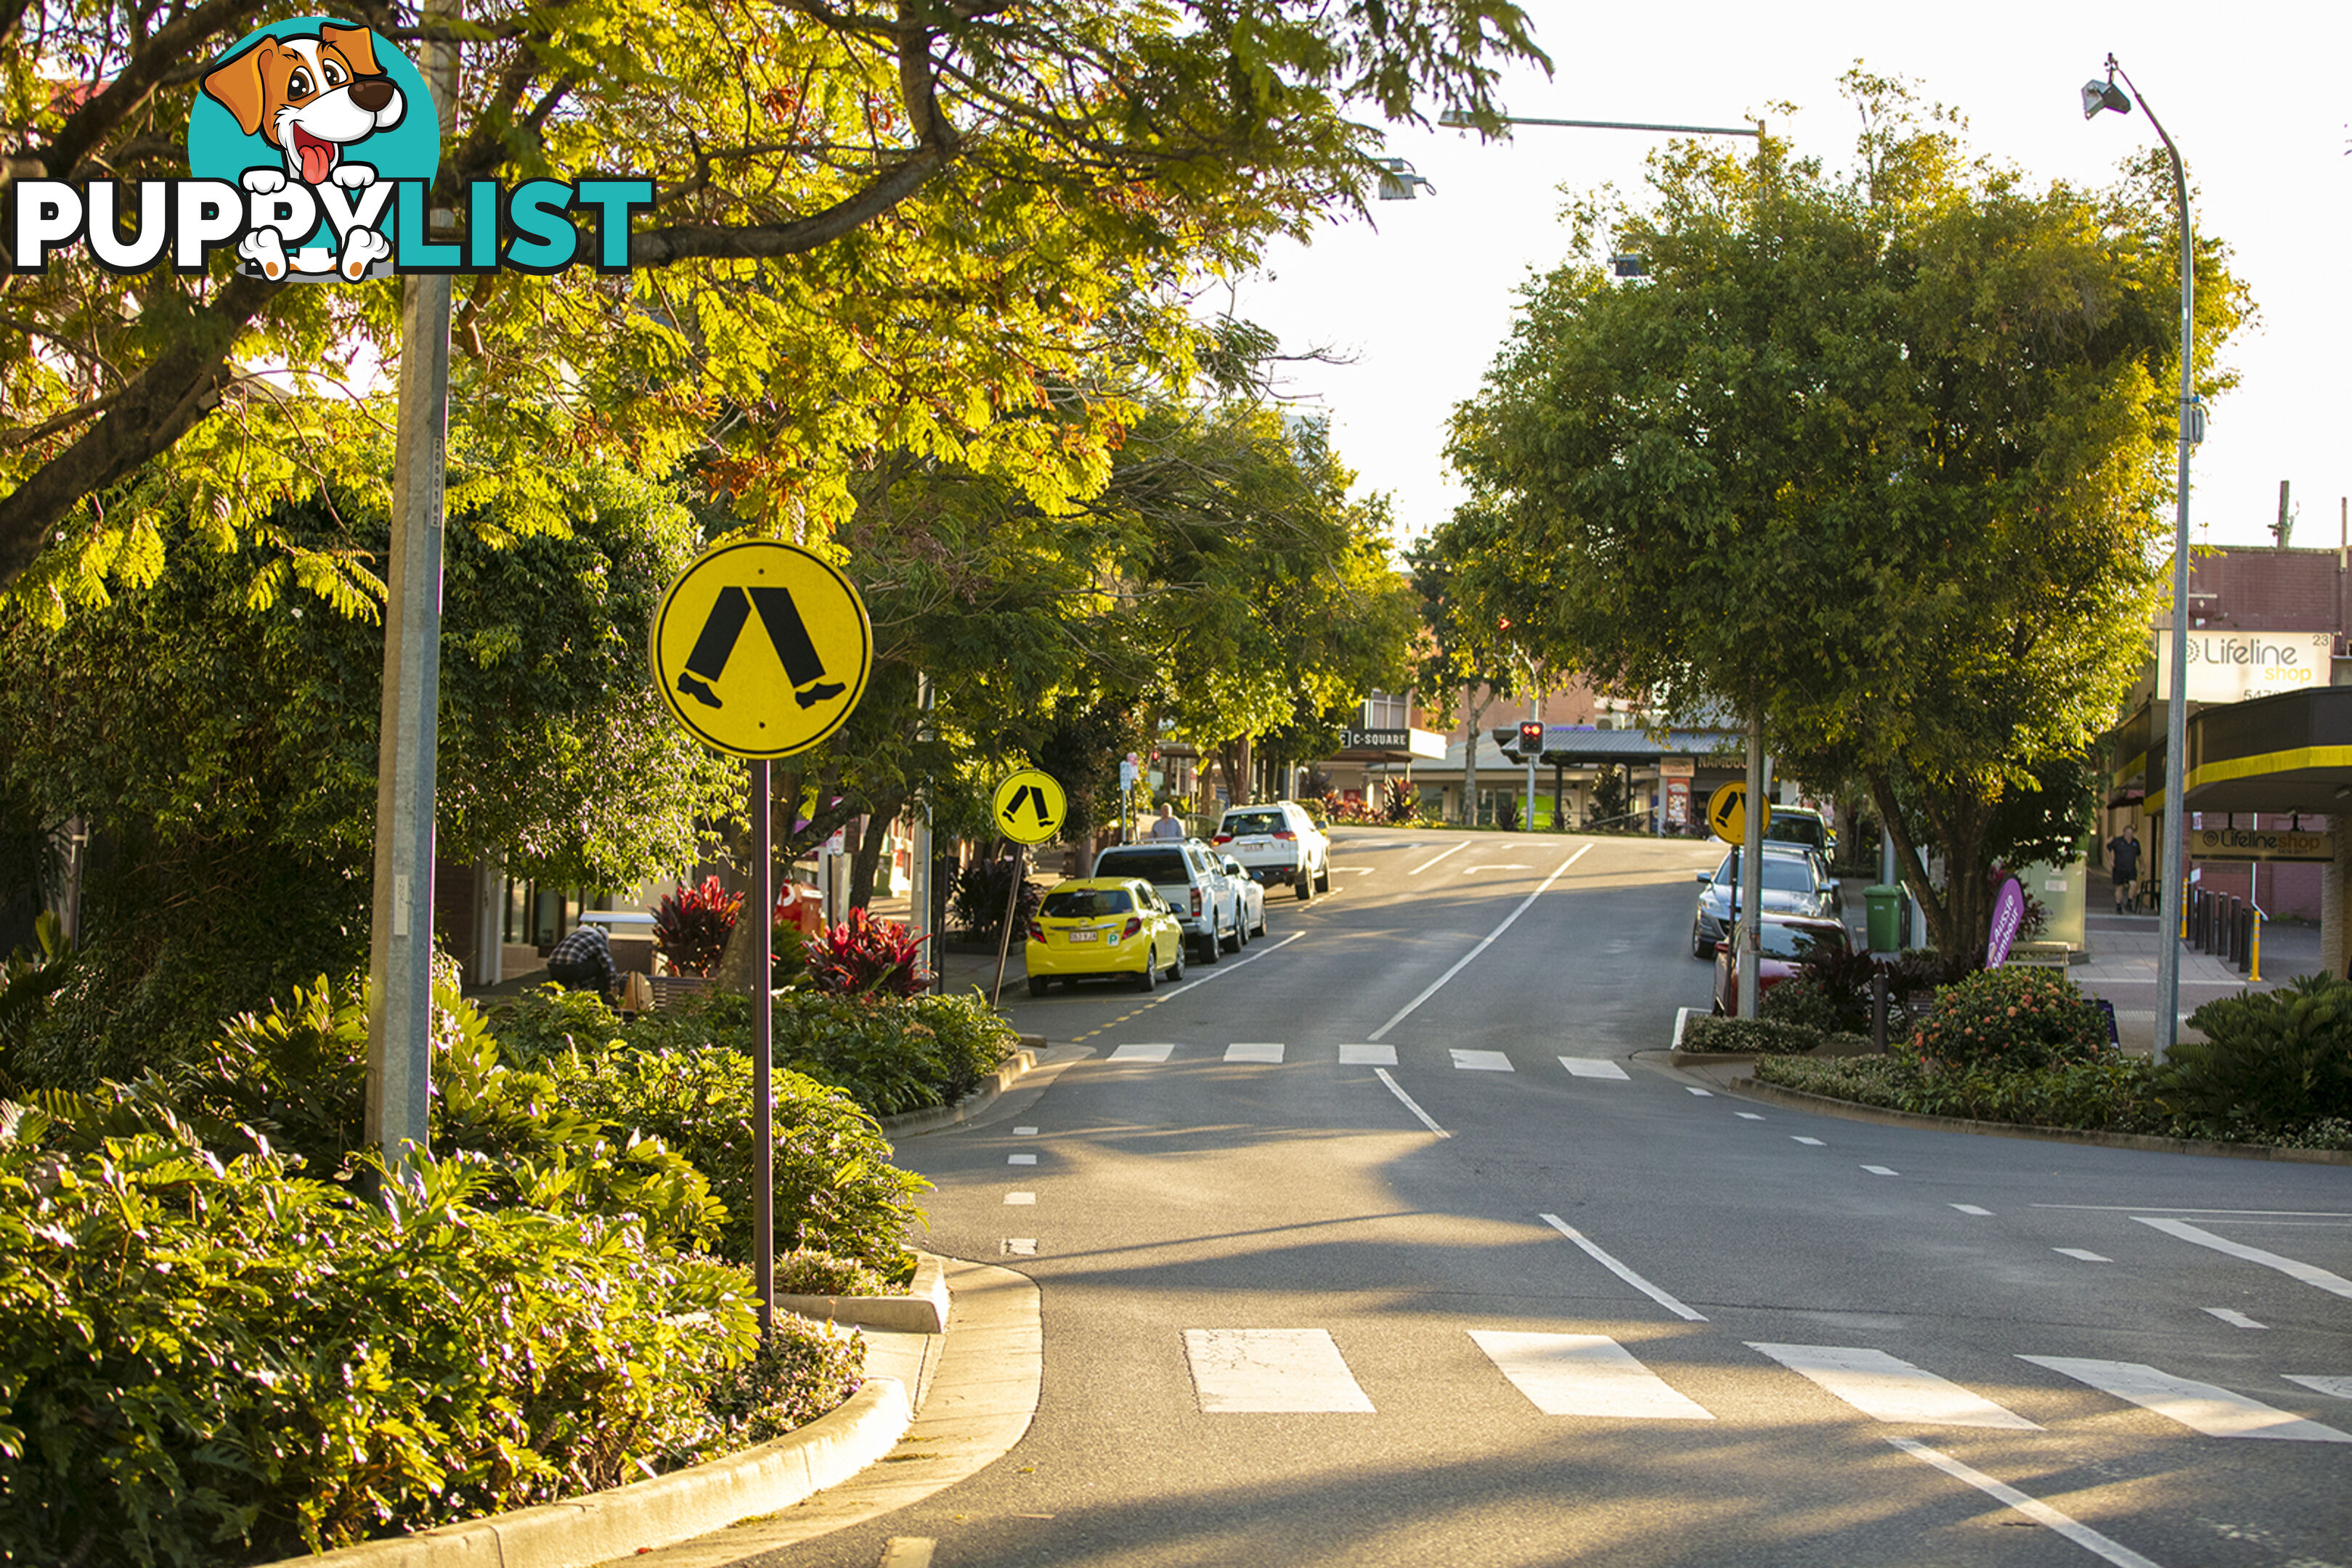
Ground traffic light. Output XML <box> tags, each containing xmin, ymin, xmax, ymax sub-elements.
<box><xmin>1517</xmin><ymin>719</ymin><xmax>1544</xmax><ymax>756</ymax></box>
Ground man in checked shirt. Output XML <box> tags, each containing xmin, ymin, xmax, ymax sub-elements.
<box><xmin>545</xmin><ymin>919</ymin><xmax>619</xmax><ymax>1003</ymax></box>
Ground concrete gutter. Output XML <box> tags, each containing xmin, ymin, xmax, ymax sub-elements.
<box><xmin>874</xmin><ymin>1036</ymin><xmax>1046</xmax><ymax>1139</ymax></box>
<box><xmin>777</xmin><ymin>1252</ymin><xmax>952</xmax><ymax>1334</ymax></box>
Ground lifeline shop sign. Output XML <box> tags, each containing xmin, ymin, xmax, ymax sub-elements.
<box><xmin>2152</xmin><ymin>630</ymin><xmax>2335</xmax><ymax>703</ymax></box>
<box><xmin>8</xmin><ymin>17</ymin><xmax>652</xmax><ymax>281</ymax></box>
<box><xmin>2188</xmin><ymin>826</ymin><xmax>2335</xmax><ymax>863</ymax></box>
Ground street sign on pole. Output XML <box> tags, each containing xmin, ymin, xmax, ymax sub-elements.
<box><xmin>651</xmin><ymin>541</ymin><xmax>869</xmax><ymax>1339</ymax></box>
<box><xmin>992</xmin><ymin>768</ymin><xmax>1067</xmax><ymax>846</ymax></box>
<box><xmin>1706</xmin><ymin>781</ymin><xmax>1772</xmax><ymax>846</ymax></box>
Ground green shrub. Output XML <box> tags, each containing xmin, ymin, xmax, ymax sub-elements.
<box><xmin>1911</xmin><ymin>965</ymin><xmax>2108</xmax><ymax>1072</ymax></box>
<box><xmin>487</xmin><ymin>983</ymin><xmax>628</xmax><ymax>1068</ymax></box>
<box><xmin>542</xmin><ymin>1045</ymin><xmax>928</xmax><ymax>1275</ymax></box>
<box><xmin>0</xmin><ymin>1098</ymin><xmax>857</xmax><ymax>1568</ymax></box>
<box><xmin>773</xmin><ymin>1249</ymin><xmax>891</xmax><ymax>1297</ymax></box>
<box><xmin>1754</xmin><ymin>1053</ymin><xmax>1916</xmax><ymax>1104</ymax></box>
<box><xmin>652</xmin><ymin>875</ymin><xmax>742</xmax><ymax>977</ymax></box>
<box><xmin>1681</xmin><ymin>1016</ymin><xmax>1822</xmax><ymax>1054</ymax></box>
<box><xmin>2169</xmin><ymin>973</ymin><xmax>2352</xmax><ymax>1137</ymax></box>
<box><xmin>802</xmin><ymin>910</ymin><xmax>929</xmax><ymax>998</ymax></box>
<box><xmin>1891</xmin><ymin>1053</ymin><xmax>2168</xmax><ymax>1131</ymax></box>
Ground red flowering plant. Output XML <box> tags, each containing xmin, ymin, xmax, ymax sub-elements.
<box><xmin>651</xmin><ymin>875</ymin><xmax>743</xmax><ymax>976</ymax></box>
<box><xmin>1909</xmin><ymin>965</ymin><xmax>2108</xmax><ymax>1072</ymax></box>
<box><xmin>802</xmin><ymin>909</ymin><xmax>931</xmax><ymax>999</ymax></box>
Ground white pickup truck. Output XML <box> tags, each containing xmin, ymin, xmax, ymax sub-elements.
<box><xmin>1210</xmin><ymin>800</ymin><xmax>1330</xmax><ymax>901</ymax></box>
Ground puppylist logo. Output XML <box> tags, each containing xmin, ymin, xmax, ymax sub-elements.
<box><xmin>9</xmin><ymin>17</ymin><xmax>652</xmax><ymax>280</ymax></box>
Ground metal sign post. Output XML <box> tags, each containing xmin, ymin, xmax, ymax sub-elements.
<box><xmin>749</xmin><ymin>759</ymin><xmax>773</xmax><ymax>1339</ymax></box>
<box><xmin>988</xmin><ymin>768</ymin><xmax>1066</xmax><ymax>1008</ymax></box>
<box><xmin>990</xmin><ymin>844</ymin><xmax>1025</xmax><ymax>1010</ymax></box>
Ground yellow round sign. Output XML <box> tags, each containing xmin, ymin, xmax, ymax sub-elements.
<box><xmin>650</xmin><ymin>541</ymin><xmax>871</xmax><ymax>759</ymax></box>
<box><xmin>991</xmin><ymin>769</ymin><xmax>1067</xmax><ymax>846</ymax></box>
<box><xmin>1706</xmin><ymin>782</ymin><xmax>1772</xmax><ymax>846</ymax></box>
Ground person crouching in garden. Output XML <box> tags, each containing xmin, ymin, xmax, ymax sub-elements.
<box><xmin>546</xmin><ymin>919</ymin><xmax>618</xmax><ymax>1002</ymax></box>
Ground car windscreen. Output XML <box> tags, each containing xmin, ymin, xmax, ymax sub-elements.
<box><xmin>1223</xmin><ymin>810</ymin><xmax>1284</xmax><ymax>836</ymax></box>
<box><xmin>1094</xmin><ymin>849</ymin><xmax>1187</xmax><ymax>883</ymax></box>
<box><xmin>1765</xmin><ymin>816</ymin><xmax>1826</xmax><ymax>850</ymax></box>
<box><xmin>1759</xmin><ymin>923</ymin><xmax>1844</xmax><ymax>961</ymax></box>
<box><xmin>1042</xmin><ymin>888</ymin><xmax>1132</xmax><ymax>918</ymax></box>
<box><xmin>1713</xmin><ymin>854</ymin><xmax>1817</xmax><ymax>893</ymax></box>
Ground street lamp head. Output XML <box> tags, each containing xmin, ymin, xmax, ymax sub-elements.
<box><xmin>2081</xmin><ymin>77</ymin><xmax>2131</xmax><ymax>119</ymax></box>
<box><xmin>1375</xmin><ymin>157</ymin><xmax>1435</xmax><ymax>201</ymax></box>
<box><xmin>1437</xmin><ymin>107</ymin><xmax>1476</xmax><ymax>129</ymax></box>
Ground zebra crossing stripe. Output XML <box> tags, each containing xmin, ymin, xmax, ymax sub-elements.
<box><xmin>1107</xmin><ymin>1042</ymin><xmax>1174</xmax><ymax>1062</ymax></box>
<box><xmin>1470</xmin><ymin>1331</ymin><xmax>1713</xmax><ymax>1420</ymax></box>
<box><xmin>2134</xmin><ymin>1215</ymin><xmax>2352</xmax><ymax>1300</ymax></box>
<box><xmin>1339</xmin><ymin>1044</ymin><xmax>1397</xmax><ymax>1065</ymax></box>
<box><xmin>2284</xmin><ymin>1374</ymin><xmax>2352</xmax><ymax>1400</ymax></box>
<box><xmin>1559</xmin><ymin>1057</ymin><xmax>1629</xmax><ymax>1079</ymax></box>
<box><xmin>1749</xmin><ymin>1344</ymin><xmax>2041</xmax><ymax>1429</ymax></box>
<box><xmin>1225</xmin><ymin>1042</ymin><xmax>1284</xmax><ymax>1063</ymax></box>
<box><xmin>1451</xmin><ymin>1049</ymin><xmax>1514</xmax><ymax>1071</ymax></box>
<box><xmin>2020</xmin><ymin>1357</ymin><xmax>2352</xmax><ymax>1442</ymax></box>
<box><xmin>1184</xmin><ymin>1329</ymin><xmax>1375</xmax><ymax>1413</ymax></box>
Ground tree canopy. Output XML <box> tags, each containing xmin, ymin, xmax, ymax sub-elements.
<box><xmin>1</xmin><ymin>0</ymin><xmax>1544</xmax><ymax>608</ymax></box>
<box><xmin>1444</xmin><ymin>71</ymin><xmax>2250</xmax><ymax>955</ymax></box>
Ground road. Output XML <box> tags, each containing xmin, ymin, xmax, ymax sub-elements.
<box><xmin>748</xmin><ymin>827</ymin><xmax>2352</xmax><ymax>1568</ymax></box>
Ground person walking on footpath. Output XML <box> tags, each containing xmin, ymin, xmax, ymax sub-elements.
<box><xmin>2106</xmin><ymin>824</ymin><xmax>2142</xmax><ymax>913</ymax></box>
<box><xmin>1149</xmin><ymin>803</ymin><xmax>1186</xmax><ymax>841</ymax></box>
<box><xmin>546</xmin><ymin>918</ymin><xmax>619</xmax><ymax>1001</ymax></box>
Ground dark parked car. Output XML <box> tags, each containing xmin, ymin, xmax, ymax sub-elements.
<box><xmin>1712</xmin><ymin>914</ymin><xmax>1852</xmax><ymax>1016</ymax></box>
<box><xmin>1691</xmin><ymin>845</ymin><xmax>1840</xmax><ymax>957</ymax></box>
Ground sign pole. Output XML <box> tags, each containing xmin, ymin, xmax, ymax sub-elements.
<box><xmin>750</xmin><ymin>759</ymin><xmax>774</xmax><ymax>1339</ymax></box>
<box><xmin>990</xmin><ymin>844</ymin><xmax>1025</xmax><ymax>1010</ymax></box>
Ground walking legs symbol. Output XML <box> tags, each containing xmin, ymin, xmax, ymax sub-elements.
<box><xmin>676</xmin><ymin>585</ymin><xmax>848</xmax><ymax>711</ymax></box>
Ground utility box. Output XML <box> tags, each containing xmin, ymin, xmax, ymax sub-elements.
<box><xmin>1865</xmin><ymin>884</ymin><xmax>1906</xmax><ymax>954</ymax></box>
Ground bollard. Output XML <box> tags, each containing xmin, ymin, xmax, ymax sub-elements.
<box><xmin>2231</xmin><ymin>895</ymin><xmax>2244</xmax><ymax>965</ymax></box>
<box><xmin>2250</xmin><ymin>910</ymin><xmax>2263</xmax><ymax>982</ymax></box>
<box><xmin>1871</xmin><ymin>969</ymin><xmax>1889</xmax><ymax>1055</ymax></box>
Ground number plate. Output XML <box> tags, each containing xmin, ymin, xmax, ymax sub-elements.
<box><xmin>1066</xmin><ymin>929</ymin><xmax>1099</xmax><ymax>943</ymax></box>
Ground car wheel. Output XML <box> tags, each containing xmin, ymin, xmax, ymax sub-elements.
<box><xmin>1197</xmin><ymin>930</ymin><xmax>1221</xmax><ymax>965</ymax></box>
<box><xmin>1233</xmin><ymin>915</ymin><xmax>1248</xmax><ymax>950</ymax></box>
<box><xmin>1166</xmin><ymin>942</ymin><xmax>1185</xmax><ymax>983</ymax></box>
<box><xmin>1134</xmin><ymin>951</ymin><xmax>1156</xmax><ymax>992</ymax></box>
<box><xmin>1221</xmin><ymin>912</ymin><xmax>1241</xmax><ymax>952</ymax></box>
<box><xmin>1314</xmin><ymin>859</ymin><xmax>1330</xmax><ymax>892</ymax></box>
<box><xmin>1255</xmin><ymin>904</ymin><xmax>1269</xmax><ymax>936</ymax></box>
<box><xmin>1027</xmin><ymin>976</ymin><xmax>1049</xmax><ymax>997</ymax></box>
<box><xmin>1691</xmin><ymin>922</ymin><xmax>1710</xmax><ymax>960</ymax></box>
<box><xmin>1294</xmin><ymin>870</ymin><xmax>1312</xmax><ymax>902</ymax></box>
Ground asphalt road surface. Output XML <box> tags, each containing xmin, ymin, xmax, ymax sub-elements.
<box><xmin>753</xmin><ymin>827</ymin><xmax>2352</xmax><ymax>1568</ymax></box>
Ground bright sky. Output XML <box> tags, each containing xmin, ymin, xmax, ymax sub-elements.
<box><xmin>1230</xmin><ymin>1</ymin><xmax>2352</xmax><ymax>555</ymax></box>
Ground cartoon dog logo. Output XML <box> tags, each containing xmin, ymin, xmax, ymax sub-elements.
<box><xmin>200</xmin><ymin>22</ymin><xmax>403</xmax><ymax>280</ymax></box>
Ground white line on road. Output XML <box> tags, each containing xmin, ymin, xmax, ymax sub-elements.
<box><xmin>1339</xmin><ymin>1044</ymin><xmax>1396</xmax><ymax>1065</ymax></box>
<box><xmin>1008</xmin><ymin>1153</ymin><xmax>1036</xmax><ymax>1165</ymax></box>
<box><xmin>1560</xmin><ymin>1056</ymin><xmax>1630</xmax><ymax>1079</ymax></box>
<box><xmin>2035</xmin><ymin>1204</ymin><xmax>2352</xmax><ymax>1216</ymax></box>
<box><xmin>1157</xmin><ymin>931</ymin><xmax>1302</xmax><ymax>1000</ymax></box>
<box><xmin>1332</xmin><ymin>866</ymin><xmax>1375</xmax><ymax>875</ymax></box>
<box><xmin>1791</xmin><ymin>1136</ymin><xmax>1825</xmax><ymax>1146</ymax></box>
<box><xmin>1463</xmin><ymin>863</ymin><xmax>1532</xmax><ymax>873</ymax></box>
<box><xmin>1407</xmin><ymin>842</ymin><xmax>1468</xmax><ymax>875</ymax></box>
<box><xmin>877</xmin><ymin>1538</ymin><xmax>936</xmax><ymax>1568</ymax></box>
<box><xmin>1951</xmin><ymin>1204</ymin><xmax>1993</xmax><ymax>1216</ymax></box>
<box><xmin>2284</xmin><ymin>1374</ymin><xmax>2352</xmax><ymax>1399</ymax></box>
<box><xmin>1862</xmin><ymin>1165</ymin><xmax>1898</xmax><ymax>1176</ymax></box>
<box><xmin>2204</xmin><ymin>1307</ymin><xmax>2264</xmax><ymax>1328</ymax></box>
<box><xmin>1368</xmin><ymin>845</ymin><xmax>1592</xmax><ymax>1040</ymax></box>
<box><xmin>1672</xmin><ymin>1007</ymin><xmax>1692</xmax><ymax>1047</ymax></box>
<box><xmin>1224</xmin><ymin>1042</ymin><xmax>1285</xmax><ymax>1062</ymax></box>
<box><xmin>2133</xmin><ymin>1214</ymin><xmax>2352</xmax><ymax>1300</ymax></box>
<box><xmin>1886</xmin><ymin>1439</ymin><xmax>2164</xmax><ymax>1568</ymax></box>
<box><xmin>1451</xmin><ymin>1048</ymin><xmax>1514</xmax><ymax>1071</ymax></box>
<box><xmin>1749</xmin><ymin>1344</ymin><xmax>2040</xmax><ymax>1429</ymax></box>
<box><xmin>1540</xmin><ymin>1213</ymin><xmax>1707</xmax><ymax>1322</ymax></box>
<box><xmin>1004</xmin><ymin>1238</ymin><xmax>1036</xmax><ymax>1256</ymax></box>
<box><xmin>1107</xmin><ymin>1042</ymin><xmax>1175</xmax><ymax>1061</ymax></box>
<box><xmin>1004</xmin><ymin>1192</ymin><xmax>1035</xmax><ymax>1205</ymax></box>
<box><xmin>1471</xmin><ymin>1331</ymin><xmax>1714</xmax><ymax>1420</ymax></box>
<box><xmin>1184</xmin><ymin>1328</ymin><xmax>1375</xmax><ymax>1413</ymax></box>
<box><xmin>2054</xmin><ymin>1248</ymin><xmax>2110</xmax><ymax>1262</ymax></box>
<box><xmin>1686</xmin><ymin>1086</ymin><xmax>1713</xmax><ymax>1096</ymax></box>
<box><xmin>1374</xmin><ymin>1068</ymin><xmax>1449</xmax><ymax>1138</ymax></box>
<box><xmin>1736</xmin><ymin>1112</ymin><xmax>1765</xmax><ymax>1121</ymax></box>
<box><xmin>2020</xmin><ymin>1356</ymin><xmax>2352</xmax><ymax>1442</ymax></box>
<box><xmin>1013</xmin><ymin>1126</ymin><xmax>1038</xmax><ymax>1136</ymax></box>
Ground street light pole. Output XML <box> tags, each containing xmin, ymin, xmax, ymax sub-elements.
<box><xmin>2086</xmin><ymin>55</ymin><xmax>2195</xmax><ymax>1058</ymax></box>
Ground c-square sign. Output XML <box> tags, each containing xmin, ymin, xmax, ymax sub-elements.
<box><xmin>2152</xmin><ymin>629</ymin><xmax>2335</xmax><ymax>704</ymax></box>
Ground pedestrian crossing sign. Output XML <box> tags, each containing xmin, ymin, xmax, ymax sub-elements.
<box><xmin>650</xmin><ymin>540</ymin><xmax>871</xmax><ymax>759</ymax></box>
<box><xmin>992</xmin><ymin>769</ymin><xmax>1067</xmax><ymax>845</ymax></box>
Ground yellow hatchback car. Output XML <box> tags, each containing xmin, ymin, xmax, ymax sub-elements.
<box><xmin>1024</xmin><ymin>877</ymin><xmax>1185</xmax><ymax>996</ymax></box>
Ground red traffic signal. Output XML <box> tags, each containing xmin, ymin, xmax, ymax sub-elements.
<box><xmin>1517</xmin><ymin>719</ymin><xmax>1545</xmax><ymax>754</ymax></box>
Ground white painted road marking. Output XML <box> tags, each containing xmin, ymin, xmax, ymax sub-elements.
<box><xmin>1339</xmin><ymin>1044</ymin><xmax>1396</xmax><ymax>1065</ymax></box>
<box><xmin>2020</xmin><ymin>1356</ymin><xmax>2352</xmax><ymax>1442</ymax></box>
<box><xmin>1107</xmin><ymin>1042</ymin><xmax>1175</xmax><ymax>1062</ymax></box>
<box><xmin>1686</xmin><ymin>1086</ymin><xmax>1713</xmax><ymax>1096</ymax></box>
<box><xmin>2284</xmin><ymin>1374</ymin><xmax>2352</xmax><ymax>1399</ymax></box>
<box><xmin>1375</xmin><ymin>1069</ymin><xmax>1449</xmax><ymax>1138</ymax></box>
<box><xmin>1407</xmin><ymin>842</ymin><xmax>1468</xmax><ymax>875</ymax></box>
<box><xmin>1951</xmin><ymin>1204</ymin><xmax>1993</xmax><ymax>1216</ymax></box>
<box><xmin>1368</xmin><ymin>844</ymin><xmax>1592</xmax><ymax>1040</ymax></box>
<box><xmin>1004</xmin><ymin>1192</ymin><xmax>1035</xmax><ymax>1205</ymax></box>
<box><xmin>1008</xmin><ymin>1153</ymin><xmax>1037</xmax><ymax>1165</ymax></box>
<box><xmin>1539</xmin><ymin>1213</ymin><xmax>1707</xmax><ymax>1322</ymax></box>
<box><xmin>1225</xmin><ymin>1042</ymin><xmax>1285</xmax><ymax>1062</ymax></box>
<box><xmin>1184</xmin><ymin>1328</ymin><xmax>1375</xmax><ymax>1413</ymax></box>
<box><xmin>1862</xmin><ymin>1165</ymin><xmax>1898</xmax><ymax>1177</ymax></box>
<box><xmin>1463</xmin><ymin>863</ymin><xmax>1533</xmax><ymax>873</ymax></box>
<box><xmin>1749</xmin><ymin>1344</ymin><xmax>2040</xmax><ymax>1429</ymax></box>
<box><xmin>1157</xmin><ymin>931</ymin><xmax>1302</xmax><ymax>1000</ymax></box>
<box><xmin>1560</xmin><ymin>1056</ymin><xmax>1629</xmax><ymax>1079</ymax></box>
<box><xmin>2204</xmin><ymin>1307</ymin><xmax>2264</xmax><ymax>1328</ymax></box>
<box><xmin>1470</xmin><ymin>1331</ymin><xmax>1714</xmax><ymax>1421</ymax></box>
<box><xmin>1791</xmin><ymin>1136</ymin><xmax>1826</xmax><ymax>1146</ymax></box>
<box><xmin>877</xmin><ymin>1538</ymin><xmax>936</xmax><ymax>1568</ymax></box>
<box><xmin>2054</xmin><ymin>1248</ymin><xmax>2111</xmax><ymax>1262</ymax></box>
<box><xmin>1736</xmin><ymin>1112</ymin><xmax>1765</xmax><ymax>1121</ymax></box>
<box><xmin>1004</xmin><ymin>1238</ymin><xmax>1036</xmax><ymax>1256</ymax></box>
<box><xmin>1013</xmin><ymin>1126</ymin><xmax>1038</xmax><ymax>1136</ymax></box>
<box><xmin>2134</xmin><ymin>1214</ymin><xmax>2352</xmax><ymax>1300</ymax></box>
<box><xmin>1887</xmin><ymin>1439</ymin><xmax>2164</xmax><ymax>1568</ymax></box>
<box><xmin>1452</xmin><ymin>1049</ymin><xmax>1514</xmax><ymax>1071</ymax></box>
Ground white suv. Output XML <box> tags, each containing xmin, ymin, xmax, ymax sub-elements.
<box><xmin>1090</xmin><ymin>840</ymin><xmax>1244</xmax><ymax>963</ymax></box>
<box><xmin>1213</xmin><ymin>801</ymin><xmax>1330</xmax><ymax>901</ymax></box>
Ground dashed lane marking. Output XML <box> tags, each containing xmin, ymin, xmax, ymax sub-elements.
<box><xmin>2133</xmin><ymin>1215</ymin><xmax>2352</xmax><ymax>1301</ymax></box>
<box><xmin>1339</xmin><ymin>1044</ymin><xmax>1396</xmax><ymax>1065</ymax></box>
<box><xmin>1887</xmin><ymin>1440</ymin><xmax>2163</xmax><ymax>1568</ymax></box>
<box><xmin>2021</xmin><ymin>1356</ymin><xmax>2352</xmax><ymax>1442</ymax></box>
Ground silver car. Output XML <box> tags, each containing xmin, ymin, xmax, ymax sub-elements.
<box><xmin>1690</xmin><ymin>845</ymin><xmax>1839</xmax><ymax>957</ymax></box>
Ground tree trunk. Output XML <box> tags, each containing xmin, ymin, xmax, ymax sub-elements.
<box><xmin>847</xmin><ymin>794</ymin><xmax>904</xmax><ymax>911</ymax></box>
<box><xmin>1462</xmin><ymin>683</ymin><xmax>1492</xmax><ymax>825</ymax></box>
<box><xmin>1863</xmin><ymin>768</ymin><xmax>1995</xmax><ymax>963</ymax></box>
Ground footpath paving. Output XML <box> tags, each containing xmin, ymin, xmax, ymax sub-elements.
<box><xmin>2074</xmin><ymin>866</ymin><xmax>2320</xmax><ymax>1053</ymax></box>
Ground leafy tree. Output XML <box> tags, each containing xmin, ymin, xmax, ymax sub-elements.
<box><xmin>0</xmin><ymin>0</ymin><xmax>1544</xmax><ymax>603</ymax></box>
<box><xmin>0</xmin><ymin>458</ymin><xmax>737</xmax><ymax>1079</ymax></box>
<box><xmin>1445</xmin><ymin>70</ymin><xmax>2248</xmax><ymax>957</ymax></box>
<box><xmin>1409</xmin><ymin>503</ymin><xmax>1535</xmax><ymax>823</ymax></box>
